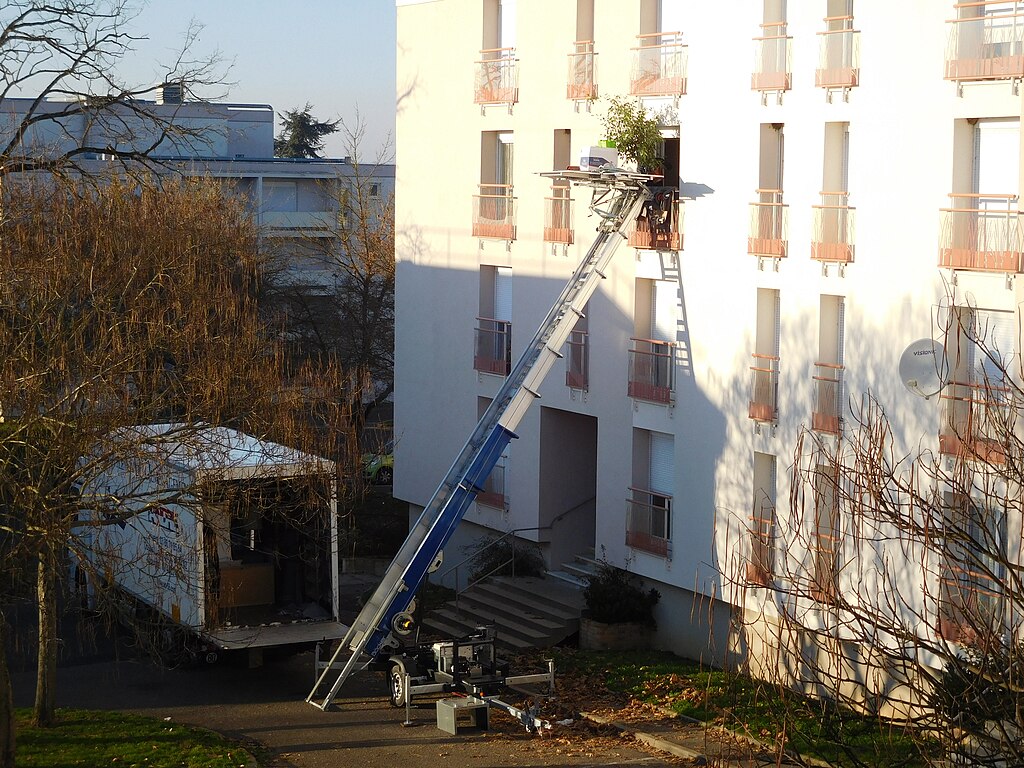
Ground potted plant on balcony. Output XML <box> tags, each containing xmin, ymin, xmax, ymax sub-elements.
<box><xmin>600</xmin><ymin>96</ymin><xmax>663</xmax><ymax>175</ymax></box>
<box><xmin>580</xmin><ymin>560</ymin><xmax>660</xmax><ymax>651</ymax></box>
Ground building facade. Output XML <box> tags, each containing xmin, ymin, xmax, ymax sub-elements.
<box><xmin>394</xmin><ymin>0</ymin><xmax>1024</xmax><ymax>677</ymax></box>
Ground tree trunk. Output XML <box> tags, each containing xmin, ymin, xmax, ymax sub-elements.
<box><xmin>33</xmin><ymin>551</ymin><xmax>57</xmax><ymax>727</ymax></box>
<box><xmin>0</xmin><ymin>615</ymin><xmax>15</xmax><ymax>768</ymax></box>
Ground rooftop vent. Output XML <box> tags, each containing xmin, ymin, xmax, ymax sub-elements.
<box><xmin>157</xmin><ymin>82</ymin><xmax>184</xmax><ymax>105</ymax></box>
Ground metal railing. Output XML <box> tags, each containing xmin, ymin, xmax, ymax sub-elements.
<box><xmin>812</xmin><ymin>362</ymin><xmax>844</xmax><ymax>434</ymax></box>
<box><xmin>628</xmin><ymin>337</ymin><xmax>675</xmax><ymax>404</ymax></box>
<box><xmin>473</xmin><ymin>184</ymin><xmax>517</xmax><ymax>240</ymax></box>
<box><xmin>939</xmin><ymin>193</ymin><xmax>1023</xmax><ymax>272</ymax></box>
<box><xmin>626</xmin><ymin>486</ymin><xmax>672</xmax><ymax>559</ymax></box>
<box><xmin>474</xmin><ymin>317</ymin><xmax>512</xmax><ymax>376</ymax></box>
<box><xmin>565</xmin><ymin>329</ymin><xmax>589</xmax><ymax>390</ymax></box>
<box><xmin>748</xmin><ymin>353</ymin><xmax>779</xmax><ymax>422</ymax></box>
<box><xmin>939</xmin><ymin>378</ymin><xmax>1013</xmax><ymax>462</ymax></box>
<box><xmin>630</xmin><ymin>31</ymin><xmax>688</xmax><ymax>97</ymax></box>
<box><xmin>811</xmin><ymin>191</ymin><xmax>856</xmax><ymax>263</ymax></box>
<box><xmin>816</xmin><ymin>17</ymin><xmax>860</xmax><ymax>88</ymax></box>
<box><xmin>748</xmin><ymin>189</ymin><xmax>788</xmax><ymax>257</ymax></box>
<box><xmin>475</xmin><ymin>47</ymin><xmax>519</xmax><ymax>104</ymax></box>
<box><xmin>630</xmin><ymin>189</ymin><xmax>683</xmax><ymax>250</ymax></box>
<box><xmin>567</xmin><ymin>40</ymin><xmax>598</xmax><ymax>99</ymax></box>
<box><xmin>945</xmin><ymin>1</ymin><xmax>1024</xmax><ymax>82</ymax></box>
<box><xmin>543</xmin><ymin>185</ymin><xmax>574</xmax><ymax>245</ymax></box>
<box><xmin>752</xmin><ymin>22</ymin><xmax>792</xmax><ymax>92</ymax></box>
<box><xmin>746</xmin><ymin>496</ymin><xmax>775</xmax><ymax>586</ymax></box>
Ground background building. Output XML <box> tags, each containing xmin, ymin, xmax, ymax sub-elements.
<box><xmin>393</xmin><ymin>0</ymin><xmax>1023</xmax><ymax>674</ymax></box>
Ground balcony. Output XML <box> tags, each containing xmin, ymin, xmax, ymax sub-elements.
<box><xmin>626</xmin><ymin>487</ymin><xmax>672</xmax><ymax>559</ymax></box>
<box><xmin>565</xmin><ymin>329</ymin><xmax>589</xmax><ymax>390</ymax></box>
<box><xmin>630</xmin><ymin>189</ymin><xmax>683</xmax><ymax>250</ymax></box>
<box><xmin>474</xmin><ymin>48</ymin><xmax>519</xmax><ymax>105</ymax></box>
<box><xmin>748</xmin><ymin>189</ymin><xmax>789</xmax><ymax>258</ymax></box>
<box><xmin>628</xmin><ymin>338</ymin><xmax>675</xmax><ymax>404</ymax></box>
<box><xmin>544</xmin><ymin>186</ymin><xmax>574</xmax><ymax>245</ymax></box>
<box><xmin>473</xmin><ymin>184</ymin><xmax>517</xmax><ymax>240</ymax></box>
<box><xmin>746</xmin><ymin>497</ymin><xmax>774</xmax><ymax>586</ymax></box>
<box><xmin>260</xmin><ymin>210</ymin><xmax>339</xmax><ymax>236</ymax></box>
<box><xmin>945</xmin><ymin>2</ymin><xmax>1024</xmax><ymax>84</ymax></box>
<box><xmin>748</xmin><ymin>354</ymin><xmax>779</xmax><ymax>423</ymax></box>
<box><xmin>630</xmin><ymin>32</ymin><xmax>688</xmax><ymax>97</ymax></box>
<box><xmin>816</xmin><ymin>19</ymin><xmax>860</xmax><ymax>91</ymax></box>
<box><xmin>567</xmin><ymin>40</ymin><xmax>598</xmax><ymax>100</ymax></box>
<box><xmin>939</xmin><ymin>193</ymin><xmax>1023</xmax><ymax>272</ymax></box>
<box><xmin>751</xmin><ymin>23</ymin><xmax>792</xmax><ymax>93</ymax></box>
<box><xmin>940</xmin><ymin>379</ymin><xmax>1011</xmax><ymax>463</ymax></box>
<box><xmin>811</xmin><ymin>192</ymin><xmax>856</xmax><ymax>263</ymax></box>
<box><xmin>476</xmin><ymin>461</ymin><xmax>506</xmax><ymax>509</ymax></box>
<box><xmin>812</xmin><ymin>362</ymin><xmax>844</xmax><ymax>434</ymax></box>
<box><xmin>474</xmin><ymin>317</ymin><xmax>511</xmax><ymax>376</ymax></box>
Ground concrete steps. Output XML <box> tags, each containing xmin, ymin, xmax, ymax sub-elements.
<box><xmin>421</xmin><ymin>575</ymin><xmax>585</xmax><ymax>652</ymax></box>
<box><xmin>545</xmin><ymin>551</ymin><xmax>601</xmax><ymax>589</ymax></box>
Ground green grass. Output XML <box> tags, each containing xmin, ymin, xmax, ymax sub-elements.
<box><xmin>15</xmin><ymin>708</ymin><xmax>257</xmax><ymax>768</ymax></box>
<box><xmin>548</xmin><ymin>649</ymin><xmax>935</xmax><ymax>768</ymax></box>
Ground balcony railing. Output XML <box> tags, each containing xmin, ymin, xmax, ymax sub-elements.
<box><xmin>940</xmin><ymin>379</ymin><xmax>1012</xmax><ymax>463</ymax></box>
<box><xmin>816</xmin><ymin>18</ymin><xmax>860</xmax><ymax>89</ymax></box>
<box><xmin>544</xmin><ymin>186</ymin><xmax>574</xmax><ymax>245</ymax></box>
<box><xmin>939</xmin><ymin>193</ymin><xmax>1023</xmax><ymax>272</ymax></box>
<box><xmin>749</xmin><ymin>353</ymin><xmax>779</xmax><ymax>423</ymax></box>
<box><xmin>260</xmin><ymin>210</ymin><xmax>339</xmax><ymax>235</ymax></box>
<box><xmin>945</xmin><ymin>1</ymin><xmax>1024</xmax><ymax>83</ymax></box>
<box><xmin>626</xmin><ymin>487</ymin><xmax>672</xmax><ymax>559</ymax></box>
<box><xmin>628</xmin><ymin>337</ymin><xmax>675</xmax><ymax>404</ymax></box>
<box><xmin>567</xmin><ymin>40</ymin><xmax>598</xmax><ymax>100</ymax></box>
<box><xmin>473</xmin><ymin>184</ymin><xmax>517</xmax><ymax>240</ymax></box>
<box><xmin>566</xmin><ymin>329</ymin><xmax>589</xmax><ymax>390</ymax></box>
<box><xmin>476</xmin><ymin>461</ymin><xmax>506</xmax><ymax>509</ymax></box>
<box><xmin>630</xmin><ymin>189</ymin><xmax>683</xmax><ymax>250</ymax></box>
<box><xmin>811</xmin><ymin>192</ymin><xmax>856</xmax><ymax>263</ymax></box>
<box><xmin>812</xmin><ymin>362</ymin><xmax>844</xmax><ymax>434</ymax></box>
<box><xmin>630</xmin><ymin>32</ymin><xmax>688</xmax><ymax>97</ymax></box>
<box><xmin>752</xmin><ymin>23</ymin><xmax>792</xmax><ymax>92</ymax></box>
<box><xmin>748</xmin><ymin>189</ymin><xmax>789</xmax><ymax>257</ymax></box>
<box><xmin>475</xmin><ymin>48</ymin><xmax>519</xmax><ymax>105</ymax></box>
<box><xmin>746</xmin><ymin>496</ymin><xmax>774</xmax><ymax>586</ymax></box>
<box><xmin>474</xmin><ymin>317</ymin><xmax>511</xmax><ymax>376</ymax></box>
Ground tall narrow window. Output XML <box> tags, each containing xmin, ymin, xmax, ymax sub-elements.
<box><xmin>752</xmin><ymin>0</ymin><xmax>791</xmax><ymax>98</ymax></box>
<box><xmin>749</xmin><ymin>288</ymin><xmax>780</xmax><ymax>423</ymax></box>
<box><xmin>476</xmin><ymin>397</ymin><xmax>508</xmax><ymax>509</ymax></box>
<box><xmin>627</xmin><ymin>429</ymin><xmax>673</xmax><ymax>559</ymax></box>
<box><xmin>747</xmin><ymin>452</ymin><xmax>777</xmax><ymax>585</ymax></box>
<box><xmin>812</xmin><ymin>123</ymin><xmax>854</xmax><ymax>265</ymax></box>
<box><xmin>749</xmin><ymin>124</ymin><xmax>787</xmax><ymax>259</ymax></box>
<box><xmin>566</xmin><ymin>302</ymin><xmax>589</xmax><ymax>390</ymax></box>
<box><xmin>475</xmin><ymin>266</ymin><xmax>512</xmax><ymax>376</ymax></box>
<box><xmin>812</xmin><ymin>295</ymin><xmax>845</xmax><ymax>434</ymax></box>
<box><xmin>945</xmin><ymin>0</ymin><xmax>1024</xmax><ymax>87</ymax></box>
<box><xmin>474</xmin><ymin>131</ymin><xmax>516</xmax><ymax>240</ymax></box>
<box><xmin>632</xmin><ymin>0</ymin><xmax>687</xmax><ymax>98</ymax></box>
<box><xmin>811</xmin><ymin>461</ymin><xmax>839</xmax><ymax>602</ymax></box>
<box><xmin>476</xmin><ymin>0</ymin><xmax>519</xmax><ymax>105</ymax></box>
<box><xmin>816</xmin><ymin>0</ymin><xmax>859</xmax><ymax>98</ymax></box>
<box><xmin>629</xmin><ymin>279</ymin><xmax>676</xmax><ymax>403</ymax></box>
<box><xmin>545</xmin><ymin>130</ymin><xmax>574</xmax><ymax>245</ymax></box>
<box><xmin>568</xmin><ymin>0</ymin><xmax>597</xmax><ymax>100</ymax></box>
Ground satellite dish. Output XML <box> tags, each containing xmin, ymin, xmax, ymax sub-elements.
<box><xmin>899</xmin><ymin>338</ymin><xmax>947</xmax><ymax>399</ymax></box>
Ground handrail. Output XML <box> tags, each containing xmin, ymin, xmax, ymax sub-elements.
<box><xmin>948</xmin><ymin>192</ymin><xmax>1018</xmax><ymax>200</ymax></box>
<box><xmin>631</xmin><ymin>335</ymin><xmax>676</xmax><ymax>347</ymax></box>
<box><xmin>751</xmin><ymin>353</ymin><xmax>780</xmax><ymax>361</ymax></box>
<box><xmin>628</xmin><ymin>485</ymin><xmax>673</xmax><ymax>499</ymax></box>
<box><xmin>756</xmin><ymin>187</ymin><xmax>783</xmax><ymax>194</ymax></box>
<box><xmin>479</xmin><ymin>46</ymin><xmax>516</xmax><ymax>55</ymax></box>
<box><xmin>636</xmin><ymin>30</ymin><xmax>682</xmax><ymax>41</ymax></box>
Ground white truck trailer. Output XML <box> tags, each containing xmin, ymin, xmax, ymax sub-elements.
<box><xmin>76</xmin><ymin>423</ymin><xmax>347</xmax><ymax>663</ymax></box>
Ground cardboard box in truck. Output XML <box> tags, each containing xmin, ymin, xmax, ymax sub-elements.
<box><xmin>75</xmin><ymin>424</ymin><xmax>347</xmax><ymax>659</ymax></box>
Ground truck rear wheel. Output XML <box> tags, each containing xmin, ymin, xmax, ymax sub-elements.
<box><xmin>388</xmin><ymin>663</ymin><xmax>407</xmax><ymax>707</ymax></box>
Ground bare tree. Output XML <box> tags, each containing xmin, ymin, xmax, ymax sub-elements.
<box><xmin>0</xmin><ymin>0</ymin><xmax>226</xmax><ymax>179</ymax></box>
<box><xmin>0</xmin><ymin>176</ymin><xmax>352</xmax><ymax>752</ymax></box>
<box><xmin>723</xmin><ymin>300</ymin><xmax>1024</xmax><ymax>766</ymax></box>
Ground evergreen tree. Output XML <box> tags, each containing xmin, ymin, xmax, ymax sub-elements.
<box><xmin>274</xmin><ymin>104</ymin><xmax>341</xmax><ymax>158</ymax></box>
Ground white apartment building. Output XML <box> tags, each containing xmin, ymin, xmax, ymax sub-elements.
<box><xmin>393</xmin><ymin>0</ymin><xmax>1024</xmax><ymax>672</ymax></box>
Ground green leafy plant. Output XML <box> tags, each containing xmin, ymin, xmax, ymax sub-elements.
<box><xmin>583</xmin><ymin>561</ymin><xmax>660</xmax><ymax>627</ymax></box>
<box><xmin>600</xmin><ymin>96</ymin><xmax>663</xmax><ymax>172</ymax></box>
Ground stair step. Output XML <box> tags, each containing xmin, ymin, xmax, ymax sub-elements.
<box><xmin>421</xmin><ymin>612</ymin><xmax>536</xmax><ymax>651</ymax></box>
<box><xmin>430</xmin><ymin>607</ymin><xmax>553</xmax><ymax>642</ymax></box>
<box><xmin>456</xmin><ymin>592</ymin><xmax>566</xmax><ymax>629</ymax></box>
<box><xmin>478</xmin><ymin>580</ymin><xmax>583</xmax><ymax>617</ymax></box>
<box><xmin>562</xmin><ymin>562</ymin><xmax>598</xmax><ymax>581</ymax></box>
<box><xmin>545</xmin><ymin>569</ymin><xmax>589</xmax><ymax>588</ymax></box>
<box><xmin>489</xmin><ymin>576</ymin><xmax>585</xmax><ymax>608</ymax></box>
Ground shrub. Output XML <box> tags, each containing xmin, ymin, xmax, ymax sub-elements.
<box><xmin>584</xmin><ymin>561</ymin><xmax>660</xmax><ymax>627</ymax></box>
<box><xmin>600</xmin><ymin>96</ymin><xmax>662</xmax><ymax>173</ymax></box>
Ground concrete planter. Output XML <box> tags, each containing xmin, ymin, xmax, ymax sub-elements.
<box><xmin>579</xmin><ymin>616</ymin><xmax>652</xmax><ymax>651</ymax></box>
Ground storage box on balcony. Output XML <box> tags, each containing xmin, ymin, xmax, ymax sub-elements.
<box><xmin>579</xmin><ymin>145</ymin><xmax>618</xmax><ymax>171</ymax></box>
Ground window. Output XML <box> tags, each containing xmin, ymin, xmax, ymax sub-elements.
<box><xmin>629</xmin><ymin>278</ymin><xmax>677</xmax><ymax>403</ymax></box>
<box><xmin>263</xmin><ymin>180</ymin><xmax>298</xmax><ymax>213</ymax></box>
<box><xmin>565</xmin><ymin>302</ymin><xmax>589</xmax><ymax>390</ymax></box>
<box><xmin>811</xmin><ymin>461</ymin><xmax>839</xmax><ymax>602</ymax></box>
<box><xmin>812</xmin><ymin>123</ymin><xmax>854</xmax><ymax>265</ymax></box>
<box><xmin>939</xmin><ymin>492</ymin><xmax>1006</xmax><ymax>643</ymax></box>
<box><xmin>747</xmin><ymin>452</ymin><xmax>777</xmax><ymax>585</ymax></box>
<box><xmin>749</xmin><ymin>123</ymin><xmax>787</xmax><ymax>259</ymax></box>
<box><xmin>749</xmin><ymin>288</ymin><xmax>780</xmax><ymax>423</ymax></box>
<box><xmin>812</xmin><ymin>295</ymin><xmax>845</xmax><ymax>434</ymax></box>
<box><xmin>476</xmin><ymin>0</ymin><xmax>518</xmax><ymax>105</ymax></box>
<box><xmin>627</xmin><ymin>429</ymin><xmax>673</xmax><ymax>558</ymax></box>
<box><xmin>752</xmin><ymin>0</ymin><xmax>791</xmax><ymax>98</ymax></box>
<box><xmin>474</xmin><ymin>266</ymin><xmax>512</xmax><ymax>376</ymax></box>
<box><xmin>476</xmin><ymin>397</ymin><xmax>508</xmax><ymax>509</ymax></box>
<box><xmin>474</xmin><ymin>131</ymin><xmax>516</xmax><ymax>240</ymax></box>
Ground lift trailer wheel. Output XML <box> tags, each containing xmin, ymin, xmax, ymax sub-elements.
<box><xmin>388</xmin><ymin>663</ymin><xmax>407</xmax><ymax>708</ymax></box>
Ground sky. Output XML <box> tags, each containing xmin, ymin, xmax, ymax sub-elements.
<box><xmin>119</xmin><ymin>0</ymin><xmax>397</xmax><ymax>160</ymax></box>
